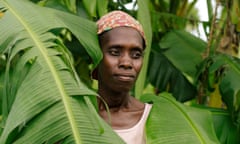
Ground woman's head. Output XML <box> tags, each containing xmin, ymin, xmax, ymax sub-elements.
<box><xmin>97</xmin><ymin>10</ymin><xmax>146</xmax><ymax>49</ymax></box>
<box><xmin>95</xmin><ymin>11</ymin><xmax>145</xmax><ymax>92</ymax></box>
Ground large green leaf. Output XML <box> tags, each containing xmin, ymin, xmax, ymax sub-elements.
<box><xmin>209</xmin><ymin>54</ymin><xmax>240</xmax><ymax>131</ymax></box>
<box><xmin>207</xmin><ymin>107</ymin><xmax>240</xmax><ymax>144</ymax></box>
<box><xmin>39</xmin><ymin>0</ymin><xmax>77</xmax><ymax>13</ymax></box>
<box><xmin>141</xmin><ymin>93</ymin><xmax>220</xmax><ymax>144</ymax></box>
<box><xmin>159</xmin><ymin>30</ymin><xmax>206</xmax><ymax>83</ymax></box>
<box><xmin>82</xmin><ymin>0</ymin><xmax>96</xmax><ymax>17</ymax></box>
<box><xmin>0</xmin><ymin>0</ymin><xmax>123</xmax><ymax>143</ymax></box>
<box><xmin>135</xmin><ymin>0</ymin><xmax>152</xmax><ymax>98</ymax></box>
<box><xmin>148</xmin><ymin>30</ymin><xmax>206</xmax><ymax>102</ymax></box>
<box><xmin>97</xmin><ymin>0</ymin><xmax>108</xmax><ymax>17</ymax></box>
<box><xmin>0</xmin><ymin>0</ymin><xmax>102</xmax><ymax>67</ymax></box>
<box><xmin>148</xmin><ymin>43</ymin><xmax>197</xmax><ymax>102</ymax></box>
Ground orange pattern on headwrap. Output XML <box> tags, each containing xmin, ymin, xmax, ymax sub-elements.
<box><xmin>97</xmin><ymin>10</ymin><xmax>146</xmax><ymax>44</ymax></box>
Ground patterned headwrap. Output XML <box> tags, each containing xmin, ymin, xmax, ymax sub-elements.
<box><xmin>97</xmin><ymin>10</ymin><xmax>146</xmax><ymax>46</ymax></box>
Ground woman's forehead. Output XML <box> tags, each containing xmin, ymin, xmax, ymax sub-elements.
<box><xmin>99</xmin><ymin>27</ymin><xmax>144</xmax><ymax>49</ymax></box>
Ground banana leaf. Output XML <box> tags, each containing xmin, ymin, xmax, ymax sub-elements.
<box><xmin>134</xmin><ymin>0</ymin><xmax>153</xmax><ymax>98</ymax></box>
<box><xmin>0</xmin><ymin>0</ymin><xmax>124</xmax><ymax>143</ymax></box>
<box><xmin>141</xmin><ymin>93</ymin><xmax>220</xmax><ymax>144</ymax></box>
<box><xmin>210</xmin><ymin>54</ymin><xmax>240</xmax><ymax>132</ymax></box>
<box><xmin>207</xmin><ymin>107</ymin><xmax>239</xmax><ymax>144</ymax></box>
<box><xmin>148</xmin><ymin>30</ymin><xmax>206</xmax><ymax>102</ymax></box>
<box><xmin>159</xmin><ymin>30</ymin><xmax>206</xmax><ymax>82</ymax></box>
<box><xmin>148</xmin><ymin>44</ymin><xmax>196</xmax><ymax>102</ymax></box>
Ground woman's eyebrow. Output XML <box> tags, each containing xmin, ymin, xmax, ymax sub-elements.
<box><xmin>108</xmin><ymin>44</ymin><xmax>124</xmax><ymax>49</ymax></box>
<box><xmin>131</xmin><ymin>47</ymin><xmax>144</xmax><ymax>51</ymax></box>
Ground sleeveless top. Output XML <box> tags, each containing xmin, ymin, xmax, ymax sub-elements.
<box><xmin>114</xmin><ymin>103</ymin><xmax>152</xmax><ymax>144</ymax></box>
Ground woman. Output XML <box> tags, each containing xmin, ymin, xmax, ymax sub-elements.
<box><xmin>94</xmin><ymin>11</ymin><xmax>152</xmax><ymax>144</ymax></box>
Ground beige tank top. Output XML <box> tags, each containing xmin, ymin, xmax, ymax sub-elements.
<box><xmin>114</xmin><ymin>103</ymin><xmax>152</xmax><ymax>144</ymax></box>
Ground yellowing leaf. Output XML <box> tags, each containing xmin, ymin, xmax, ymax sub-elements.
<box><xmin>209</xmin><ymin>84</ymin><xmax>226</xmax><ymax>108</ymax></box>
<box><xmin>0</xmin><ymin>12</ymin><xmax>4</xmax><ymax>18</ymax></box>
<box><xmin>231</xmin><ymin>0</ymin><xmax>239</xmax><ymax>24</ymax></box>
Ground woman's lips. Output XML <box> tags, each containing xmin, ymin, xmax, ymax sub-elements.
<box><xmin>114</xmin><ymin>74</ymin><xmax>135</xmax><ymax>82</ymax></box>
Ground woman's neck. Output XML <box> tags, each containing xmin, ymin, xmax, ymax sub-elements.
<box><xmin>97</xmin><ymin>87</ymin><xmax>131</xmax><ymax>111</ymax></box>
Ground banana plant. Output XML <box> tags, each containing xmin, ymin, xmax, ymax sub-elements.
<box><xmin>0</xmin><ymin>0</ymin><xmax>236</xmax><ymax>143</ymax></box>
<box><xmin>141</xmin><ymin>93</ymin><xmax>220</xmax><ymax>144</ymax></box>
<box><xmin>0</xmin><ymin>0</ymin><xmax>124</xmax><ymax>143</ymax></box>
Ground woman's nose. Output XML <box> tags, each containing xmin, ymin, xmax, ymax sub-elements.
<box><xmin>118</xmin><ymin>54</ymin><xmax>133</xmax><ymax>69</ymax></box>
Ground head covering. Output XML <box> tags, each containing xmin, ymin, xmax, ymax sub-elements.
<box><xmin>97</xmin><ymin>10</ymin><xmax>146</xmax><ymax>46</ymax></box>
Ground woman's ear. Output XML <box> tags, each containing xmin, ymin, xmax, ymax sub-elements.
<box><xmin>91</xmin><ymin>68</ymin><xmax>98</xmax><ymax>80</ymax></box>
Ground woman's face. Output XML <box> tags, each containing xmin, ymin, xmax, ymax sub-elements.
<box><xmin>98</xmin><ymin>27</ymin><xmax>144</xmax><ymax>92</ymax></box>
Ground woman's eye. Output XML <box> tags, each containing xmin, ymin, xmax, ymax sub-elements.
<box><xmin>131</xmin><ymin>51</ymin><xmax>143</xmax><ymax>59</ymax></box>
<box><xmin>109</xmin><ymin>49</ymin><xmax>120</xmax><ymax>56</ymax></box>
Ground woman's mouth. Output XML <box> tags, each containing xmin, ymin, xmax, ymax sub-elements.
<box><xmin>114</xmin><ymin>74</ymin><xmax>135</xmax><ymax>82</ymax></box>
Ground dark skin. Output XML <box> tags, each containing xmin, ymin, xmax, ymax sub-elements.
<box><xmin>97</xmin><ymin>27</ymin><xmax>145</xmax><ymax>130</ymax></box>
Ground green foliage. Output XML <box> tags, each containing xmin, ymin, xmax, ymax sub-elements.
<box><xmin>209</xmin><ymin>108</ymin><xmax>240</xmax><ymax>144</ymax></box>
<box><xmin>134</xmin><ymin>0</ymin><xmax>152</xmax><ymax>98</ymax></box>
<box><xmin>0</xmin><ymin>0</ymin><xmax>123</xmax><ymax>143</ymax></box>
<box><xmin>215</xmin><ymin>54</ymin><xmax>240</xmax><ymax>129</ymax></box>
<box><xmin>0</xmin><ymin>0</ymin><xmax>239</xmax><ymax>143</ymax></box>
<box><xmin>148</xmin><ymin>46</ymin><xmax>197</xmax><ymax>102</ymax></box>
<box><xmin>148</xmin><ymin>30</ymin><xmax>206</xmax><ymax>101</ymax></box>
<box><xmin>141</xmin><ymin>93</ymin><xmax>220</xmax><ymax>144</ymax></box>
